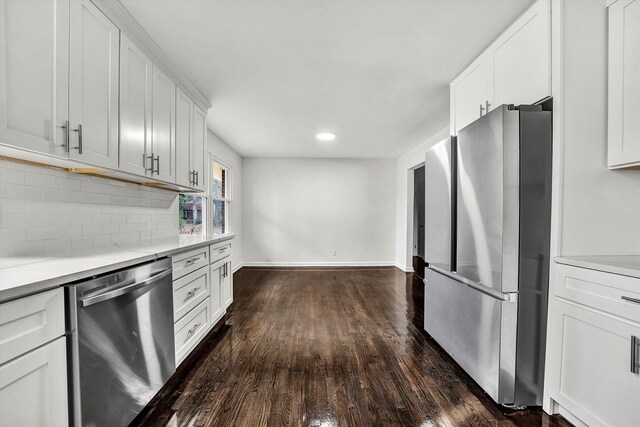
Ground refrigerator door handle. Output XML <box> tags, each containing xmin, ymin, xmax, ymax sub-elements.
<box><xmin>429</xmin><ymin>266</ymin><xmax>514</xmax><ymax>302</ymax></box>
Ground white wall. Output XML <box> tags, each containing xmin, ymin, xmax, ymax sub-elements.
<box><xmin>0</xmin><ymin>160</ymin><xmax>177</xmax><ymax>257</ymax></box>
<box><xmin>557</xmin><ymin>0</ymin><xmax>640</xmax><ymax>256</ymax></box>
<box><xmin>394</xmin><ymin>126</ymin><xmax>449</xmax><ymax>271</ymax></box>
<box><xmin>208</xmin><ymin>130</ymin><xmax>243</xmax><ymax>271</ymax></box>
<box><xmin>242</xmin><ymin>158</ymin><xmax>396</xmax><ymax>266</ymax></box>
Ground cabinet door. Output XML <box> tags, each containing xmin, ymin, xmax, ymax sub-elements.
<box><xmin>547</xmin><ymin>300</ymin><xmax>640</xmax><ymax>427</ymax></box>
<box><xmin>192</xmin><ymin>105</ymin><xmax>207</xmax><ymax>191</ymax></box>
<box><xmin>0</xmin><ymin>337</ymin><xmax>68</xmax><ymax>427</ymax></box>
<box><xmin>210</xmin><ymin>261</ymin><xmax>223</xmax><ymax>322</ymax></box>
<box><xmin>119</xmin><ymin>34</ymin><xmax>152</xmax><ymax>176</ymax></box>
<box><xmin>68</xmin><ymin>0</ymin><xmax>119</xmax><ymax>169</ymax></box>
<box><xmin>151</xmin><ymin>65</ymin><xmax>175</xmax><ymax>182</ymax></box>
<box><xmin>175</xmin><ymin>87</ymin><xmax>193</xmax><ymax>187</ymax></box>
<box><xmin>451</xmin><ymin>59</ymin><xmax>489</xmax><ymax>135</ymax></box>
<box><xmin>222</xmin><ymin>260</ymin><xmax>233</xmax><ymax>309</ymax></box>
<box><xmin>492</xmin><ymin>0</ymin><xmax>551</xmax><ymax>107</ymax></box>
<box><xmin>608</xmin><ymin>0</ymin><xmax>640</xmax><ymax>168</ymax></box>
<box><xmin>0</xmin><ymin>0</ymin><xmax>69</xmax><ymax>157</ymax></box>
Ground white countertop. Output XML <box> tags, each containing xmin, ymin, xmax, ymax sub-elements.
<box><xmin>555</xmin><ymin>255</ymin><xmax>640</xmax><ymax>279</ymax></box>
<box><xmin>0</xmin><ymin>234</ymin><xmax>234</xmax><ymax>303</ymax></box>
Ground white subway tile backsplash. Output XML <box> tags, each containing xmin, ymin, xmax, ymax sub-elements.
<box><xmin>6</xmin><ymin>184</ymin><xmax>42</xmax><ymax>201</ymax></box>
<box><xmin>0</xmin><ymin>161</ymin><xmax>179</xmax><ymax>257</ymax></box>
<box><xmin>27</xmin><ymin>226</ymin><xmax>58</xmax><ymax>241</ymax></box>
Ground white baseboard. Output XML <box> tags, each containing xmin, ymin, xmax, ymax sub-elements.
<box><xmin>395</xmin><ymin>263</ymin><xmax>414</xmax><ymax>273</ymax></box>
<box><xmin>232</xmin><ymin>263</ymin><xmax>243</xmax><ymax>273</ymax></box>
<box><xmin>241</xmin><ymin>261</ymin><xmax>397</xmax><ymax>268</ymax></box>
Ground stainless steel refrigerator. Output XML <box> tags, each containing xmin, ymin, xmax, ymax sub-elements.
<box><xmin>423</xmin><ymin>104</ymin><xmax>552</xmax><ymax>407</ymax></box>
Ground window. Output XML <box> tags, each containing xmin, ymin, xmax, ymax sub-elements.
<box><xmin>179</xmin><ymin>194</ymin><xmax>205</xmax><ymax>235</ymax></box>
<box><xmin>211</xmin><ymin>161</ymin><xmax>230</xmax><ymax>235</ymax></box>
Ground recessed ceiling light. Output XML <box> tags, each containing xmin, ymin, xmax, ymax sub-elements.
<box><xmin>316</xmin><ymin>132</ymin><xmax>336</xmax><ymax>141</ymax></box>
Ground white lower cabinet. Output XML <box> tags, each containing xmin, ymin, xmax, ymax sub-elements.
<box><xmin>174</xmin><ymin>297</ymin><xmax>211</xmax><ymax>365</ymax></box>
<box><xmin>0</xmin><ymin>337</ymin><xmax>68</xmax><ymax>427</ymax></box>
<box><xmin>545</xmin><ymin>263</ymin><xmax>640</xmax><ymax>427</ymax></box>
<box><xmin>547</xmin><ymin>300</ymin><xmax>640</xmax><ymax>427</ymax></box>
<box><xmin>0</xmin><ymin>287</ymin><xmax>68</xmax><ymax>427</ymax></box>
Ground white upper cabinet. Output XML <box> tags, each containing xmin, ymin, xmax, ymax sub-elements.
<box><xmin>451</xmin><ymin>60</ymin><xmax>489</xmax><ymax>135</ymax></box>
<box><xmin>151</xmin><ymin>65</ymin><xmax>176</xmax><ymax>182</ymax></box>
<box><xmin>608</xmin><ymin>0</ymin><xmax>640</xmax><ymax>169</ymax></box>
<box><xmin>119</xmin><ymin>33</ymin><xmax>152</xmax><ymax>177</ymax></box>
<box><xmin>491</xmin><ymin>0</ymin><xmax>551</xmax><ymax>107</ymax></box>
<box><xmin>175</xmin><ymin>87</ymin><xmax>193</xmax><ymax>187</ymax></box>
<box><xmin>192</xmin><ymin>105</ymin><xmax>207</xmax><ymax>191</ymax></box>
<box><xmin>0</xmin><ymin>0</ymin><xmax>69</xmax><ymax>157</ymax></box>
<box><xmin>68</xmin><ymin>0</ymin><xmax>119</xmax><ymax>169</ymax></box>
<box><xmin>450</xmin><ymin>0</ymin><xmax>551</xmax><ymax>135</ymax></box>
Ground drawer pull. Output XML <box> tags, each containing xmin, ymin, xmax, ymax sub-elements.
<box><xmin>184</xmin><ymin>257</ymin><xmax>201</xmax><ymax>267</ymax></box>
<box><xmin>621</xmin><ymin>296</ymin><xmax>640</xmax><ymax>305</ymax></box>
<box><xmin>219</xmin><ymin>247</ymin><xmax>228</xmax><ymax>253</ymax></box>
<box><xmin>185</xmin><ymin>286</ymin><xmax>202</xmax><ymax>300</ymax></box>
<box><xmin>187</xmin><ymin>322</ymin><xmax>202</xmax><ymax>337</ymax></box>
<box><xmin>632</xmin><ymin>336</ymin><xmax>640</xmax><ymax>375</ymax></box>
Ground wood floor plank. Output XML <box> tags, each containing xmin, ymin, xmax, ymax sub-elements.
<box><xmin>133</xmin><ymin>268</ymin><xmax>572</xmax><ymax>427</ymax></box>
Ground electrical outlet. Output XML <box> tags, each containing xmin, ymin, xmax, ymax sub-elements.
<box><xmin>331</xmin><ymin>249</ymin><xmax>336</xmax><ymax>256</ymax></box>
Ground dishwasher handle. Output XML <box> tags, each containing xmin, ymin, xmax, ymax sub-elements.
<box><xmin>79</xmin><ymin>267</ymin><xmax>172</xmax><ymax>307</ymax></box>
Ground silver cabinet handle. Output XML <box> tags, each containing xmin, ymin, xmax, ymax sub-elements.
<box><xmin>485</xmin><ymin>100</ymin><xmax>491</xmax><ymax>113</ymax></box>
<box><xmin>219</xmin><ymin>247</ymin><xmax>228</xmax><ymax>253</ymax></box>
<box><xmin>187</xmin><ymin>322</ymin><xmax>202</xmax><ymax>337</ymax></box>
<box><xmin>154</xmin><ymin>154</ymin><xmax>160</xmax><ymax>175</ymax></box>
<box><xmin>185</xmin><ymin>286</ymin><xmax>201</xmax><ymax>300</ymax></box>
<box><xmin>195</xmin><ymin>170</ymin><xmax>199</xmax><ymax>186</ymax></box>
<box><xmin>146</xmin><ymin>153</ymin><xmax>154</xmax><ymax>174</ymax></box>
<box><xmin>632</xmin><ymin>336</ymin><xmax>640</xmax><ymax>374</ymax></box>
<box><xmin>71</xmin><ymin>124</ymin><xmax>83</xmax><ymax>154</ymax></box>
<box><xmin>622</xmin><ymin>296</ymin><xmax>640</xmax><ymax>305</ymax></box>
<box><xmin>184</xmin><ymin>257</ymin><xmax>200</xmax><ymax>266</ymax></box>
<box><xmin>189</xmin><ymin>170</ymin><xmax>194</xmax><ymax>186</ymax></box>
<box><xmin>480</xmin><ymin>103</ymin><xmax>485</xmax><ymax>117</ymax></box>
<box><xmin>60</xmin><ymin>121</ymin><xmax>70</xmax><ymax>151</ymax></box>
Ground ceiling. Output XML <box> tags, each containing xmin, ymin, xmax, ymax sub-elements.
<box><xmin>120</xmin><ymin>0</ymin><xmax>534</xmax><ymax>158</ymax></box>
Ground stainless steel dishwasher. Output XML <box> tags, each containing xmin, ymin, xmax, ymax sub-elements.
<box><xmin>65</xmin><ymin>258</ymin><xmax>175</xmax><ymax>427</ymax></box>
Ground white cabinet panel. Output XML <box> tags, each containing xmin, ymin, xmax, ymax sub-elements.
<box><xmin>0</xmin><ymin>337</ymin><xmax>68</xmax><ymax>427</ymax></box>
<box><xmin>174</xmin><ymin>298</ymin><xmax>210</xmax><ymax>365</ymax></box>
<box><xmin>175</xmin><ymin>87</ymin><xmax>193</xmax><ymax>187</ymax></box>
<box><xmin>0</xmin><ymin>288</ymin><xmax>65</xmax><ymax>365</ymax></box>
<box><xmin>210</xmin><ymin>258</ymin><xmax>225</xmax><ymax>322</ymax></box>
<box><xmin>119</xmin><ymin>34</ymin><xmax>152</xmax><ymax>176</ymax></box>
<box><xmin>608</xmin><ymin>0</ymin><xmax>640</xmax><ymax>168</ymax></box>
<box><xmin>192</xmin><ymin>105</ymin><xmax>207</xmax><ymax>191</ymax></box>
<box><xmin>222</xmin><ymin>259</ymin><xmax>233</xmax><ymax>309</ymax></box>
<box><xmin>0</xmin><ymin>0</ymin><xmax>69</xmax><ymax>157</ymax></box>
<box><xmin>550</xmin><ymin>301</ymin><xmax>640</xmax><ymax>427</ymax></box>
<box><xmin>171</xmin><ymin>245</ymin><xmax>209</xmax><ymax>279</ymax></box>
<box><xmin>173</xmin><ymin>266</ymin><xmax>209</xmax><ymax>322</ymax></box>
<box><xmin>151</xmin><ymin>65</ymin><xmax>175</xmax><ymax>182</ymax></box>
<box><xmin>452</xmin><ymin>60</ymin><xmax>489</xmax><ymax>135</ymax></box>
<box><xmin>492</xmin><ymin>0</ymin><xmax>550</xmax><ymax>107</ymax></box>
<box><xmin>68</xmin><ymin>0</ymin><xmax>119</xmax><ymax>169</ymax></box>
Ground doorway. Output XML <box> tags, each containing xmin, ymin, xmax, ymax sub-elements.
<box><xmin>412</xmin><ymin>166</ymin><xmax>426</xmax><ymax>277</ymax></box>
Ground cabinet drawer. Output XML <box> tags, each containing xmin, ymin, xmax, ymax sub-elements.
<box><xmin>552</xmin><ymin>301</ymin><xmax>640</xmax><ymax>427</ymax></box>
<box><xmin>555</xmin><ymin>263</ymin><xmax>640</xmax><ymax>323</ymax></box>
<box><xmin>209</xmin><ymin>242</ymin><xmax>231</xmax><ymax>264</ymax></box>
<box><xmin>174</xmin><ymin>298</ymin><xmax>210</xmax><ymax>365</ymax></box>
<box><xmin>0</xmin><ymin>288</ymin><xmax>65</xmax><ymax>365</ymax></box>
<box><xmin>172</xmin><ymin>246</ymin><xmax>209</xmax><ymax>279</ymax></box>
<box><xmin>173</xmin><ymin>266</ymin><xmax>209</xmax><ymax>322</ymax></box>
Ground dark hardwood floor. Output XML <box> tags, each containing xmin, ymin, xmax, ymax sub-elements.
<box><xmin>133</xmin><ymin>267</ymin><xmax>572</xmax><ymax>427</ymax></box>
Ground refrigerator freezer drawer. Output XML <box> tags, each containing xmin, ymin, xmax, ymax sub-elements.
<box><xmin>424</xmin><ymin>268</ymin><xmax>518</xmax><ymax>404</ymax></box>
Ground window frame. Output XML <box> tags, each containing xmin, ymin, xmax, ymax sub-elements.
<box><xmin>209</xmin><ymin>155</ymin><xmax>231</xmax><ymax>236</ymax></box>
